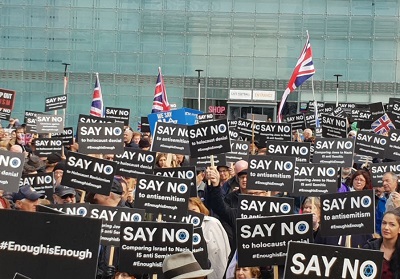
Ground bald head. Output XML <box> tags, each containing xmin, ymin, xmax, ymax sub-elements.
<box><xmin>9</xmin><ymin>144</ymin><xmax>23</xmax><ymax>153</ymax></box>
<box><xmin>234</xmin><ymin>160</ymin><xmax>248</xmax><ymax>175</ymax></box>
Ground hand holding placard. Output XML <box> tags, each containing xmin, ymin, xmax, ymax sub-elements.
<box><xmin>206</xmin><ymin>166</ymin><xmax>219</xmax><ymax>187</ymax></box>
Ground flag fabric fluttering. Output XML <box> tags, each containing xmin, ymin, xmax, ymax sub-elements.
<box><xmin>371</xmin><ymin>113</ymin><xmax>396</xmax><ymax>135</ymax></box>
<box><xmin>89</xmin><ymin>73</ymin><xmax>104</xmax><ymax>117</ymax></box>
<box><xmin>151</xmin><ymin>67</ymin><xmax>170</xmax><ymax>113</ymax></box>
<box><xmin>277</xmin><ymin>33</ymin><xmax>316</xmax><ymax>123</ymax></box>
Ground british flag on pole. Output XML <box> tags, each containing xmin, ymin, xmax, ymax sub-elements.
<box><xmin>151</xmin><ymin>67</ymin><xmax>170</xmax><ymax>113</ymax></box>
<box><xmin>89</xmin><ymin>73</ymin><xmax>104</xmax><ymax>117</ymax></box>
<box><xmin>371</xmin><ymin>113</ymin><xmax>396</xmax><ymax>135</ymax></box>
<box><xmin>277</xmin><ymin>32</ymin><xmax>315</xmax><ymax>123</ymax></box>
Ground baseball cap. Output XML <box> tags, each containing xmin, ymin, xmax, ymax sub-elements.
<box><xmin>54</xmin><ymin>185</ymin><xmax>76</xmax><ymax>197</ymax></box>
<box><xmin>47</xmin><ymin>153</ymin><xmax>62</xmax><ymax>164</ymax></box>
<box><xmin>13</xmin><ymin>185</ymin><xmax>45</xmax><ymax>202</ymax></box>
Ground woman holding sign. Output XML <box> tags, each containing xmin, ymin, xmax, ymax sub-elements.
<box><xmin>364</xmin><ymin>210</ymin><xmax>400</xmax><ymax>279</ymax></box>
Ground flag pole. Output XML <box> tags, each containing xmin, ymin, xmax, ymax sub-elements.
<box><xmin>334</xmin><ymin>74</ymin><xmax>342</xmax><ymax>107</ymax></box>
<box><xmin>61</xmin><ymin>63</ymin><xmax>70</xmax><ymax>157</ymax></box>
<box><xmin>195</xmin><ymin>69</ymin><xmax>203</xmax><ymax>111</ymax></box>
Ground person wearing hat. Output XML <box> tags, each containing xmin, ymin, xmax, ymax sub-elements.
<box><xmin>138</xmin><ymin>138</ymin><xmax>151</xmax><ymax>150</ymax></box>
<box><xmin>162</xmin><ymin>251</ymin><xmax>213</xmax><ymax>279</ymax></box>
<box><xmin>217</xmin><ymin>164</ymin><xmax>232</xmax><ymax>187</ymax></box>
<box><xmin>221</xmin><ymin>160</ymin><xmax>248</xmax><ymax>197</ymax></box>
<box><xmin>53</xmin><ymin>161</ymin><xmax>66</xmax><ymax>186</ymax></box>
<box><xmin>45</xmin><ymin>152</ymin><xmax>63</xmax><ymax>172</ymax></box>
<box><xmin>13</xmin><ymin>184</ymin><xmax>45</xmax><ymax>212</ymax></box>
<box><xmin>23</xmin><ymin>154</ymin><xmax>46</xmax><ymax>175</ymax></box>
<box><xmin>92</xmin><ymin>178</ymin><xmax>126</xmax><ymax>208</ymax></box>
<box><xmin>53</xmin><ymin>185</ymin><xmax>76</xmax><ymax>204</ymax></box>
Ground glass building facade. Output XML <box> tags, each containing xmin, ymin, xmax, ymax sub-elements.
<box><xmin>1</xmin><ymin>0</ymin><xmax>400</xmax><ymax>126</ymax></box>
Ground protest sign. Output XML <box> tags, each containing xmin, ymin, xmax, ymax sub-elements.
<box><xmin>119</xmin><ymin>222</ymin><xmax>193</xmax><ymax>275</ymax></box>
<box><xmin>226</xmin><ymin>140</ymin><xmax>249</xmax><ymax>164</ymax></box>
<box><xmin>331</xmin><ymin>106</ymin><xmax>347</xmax><ymax>119</ymax></box>
<box><xmin>387</xmin><ymin>101</ymin><xmax>400</xmax><ymax>128</ymax></box>
<box><xmin>51</xmin><ymin>127</ymin><xmax>74</xmax><ymax>145</ymax></box>
<box><xmin>238</xmin><ymin>195</ymin><xmax>294</xmax><ymax>218</ymax></box>
<box><xmin>384</xmin><ymin>129</ymin><xmax>400</xmax><ymax>161</ymax></box>
<box><xmin>284</xmin><ymin>242</ymin><xmax>383</xmax><ymax>279</ymax></box>
<box><xmin>154</xmin><ymin>166</ymin><xmax>197</xmax><ymax>198</ymax></box>
<box><xmin>350</xmin><ymin>109</ymin><xmax>372</xmax><ymax>122</ymax></box>
<box><xmin>285</xmin><ymin>113</ymin><xmax>306</xmax><ymax>130</ymax></box>
<box><xmin>293</xmin><ymin>163</ymin><xmax>338</xmax><ymax>197</ymax></box>
<box><xmin>192</xmin><ymin>227</ymin><xmax>209</xmax><ymax>270</ymax></box>
<box><xmin>77</xmin><ymin>122</ymin><xmax>124</xmax><ymax>154</ymax></box>
<box><xmin>78</xmin><ymin>114</ymin><xmax>115</xmax><ymax>124</ymax></box>
<box><xmin>151</xmin><ymin>122</ymin><xmax>190</xmax><ymax>155</ymax></box>
<box><xmin>354</xmin><ymin>131</ymin><xmax>387</xmax><ymax>159</ymax></box>
<box><xmin>36</xmin><ymin>114</ymin><xmax>65</xmax><ymax>134</ymax></box>
<box><xmin>197</xmin><ymin>113</ymin><xmax>214</xmax><ymax>123</ymax></box>
<box><xmin>229</xmin><ymin>127</ymin><xmax>240</xmax><ymax>140</ymax></box>
<box><xmin>20</xmin><ymin>173</ymin><xmax>55</xmax><ymax>203</ymax></box>
<box><xmin>133</xmin><ymin>174</ymin><xmax>191</xmax><ymax>219</ymax></box>
<box><xmin>320</xmin><ymin>190</ymin><xmax>375</xmax><ymax>237</ymax></box>
<box><xmin>140</xmin><ymin>116</ymin><xmax>150</xmax><ymax>133</ymax></box>
<box><xmin>45</xmin><ymin>94</ymin><xmax>68</xmax><ymax>111</ymax></box>
<box><xmin>258</xmin><ymin>122</ymin><xmax>292</xmax><ymax>144</ymax></box>
<box><xmin>114</xmin><ymin>148</ymin><xmax>156</xmax><ymax>178</ymax></box>
<box><xmin>24</xmin><ymin>111</ymin><xmax>42</xmax><ymax>133</ymax></box>
<box><xmin>188</xmin><ymin>119</ymin><xmax>231</xmax><ymax>158</ymax></box>
<box><xmin>0</xmin><ymin>149</ymin><xmax>24</xmax><ymax>192</ymax></box>
<box><xmin>247</xmin><ymin>155</ymin><xmax>296</xmax><ymax>192</ymax></box>
<box><xmin>105</xmin><ymin>107</ymin><xmax>130</xmax><ymax>126</ymax></box>
<box><xmin>181</xmin><ymin>210</ymin><xmax>205</xmax><ymax>228</ymax></box>
<box><xmin>190</xmin><ymin>154</ymin><xmax>227</xmax><ymax>169</ymax></box>
<box><xmin>62</xmin><ymin>152</ymin><xmax>117</xmax><ymax>195</ymax></box>
<box><xmin>313</xmin><ymin>138</ymin><xmax>355</xmax><ymax>167</ymax></box>
<box><xmin>236</xmin><ymin>214</ymin><xmax>313</xmax><ymax>266</ymax></box>
<box><xmin>34</xmin><ymin>138</ymin><xmax>63</xmax><ymax>157</ymax></box>
<box><xmin>0</xmin><ymin>88</ymin><xmax>16</xmax><ymax>120</ymax></box>
<box><xmin>321</xmin><ymin>114</ymin><xmax>348</xmax><ymax>138</ymax></box>
<box><xmin>370</xmin><ymin>161</ymin><xmax>400</xmax><ymax>186</ymax></box>
<box><xmin>0</xmin><ymin>210</ymin><xmax>102</xmax><ymax>279</ymax></box>
<box><xmin>304</xmin><ymin>113</ymin><xmax>317</xmax><ymax>129</ymax></box>
<box><xmin>266</xmin><ymin>141</ymin><xmax>311</xmax><ymax>163</ymax></box>
<box><xmin>369</xmin><ymin>102</ymin><xmax>385</xmax><ymax>121</ymax></box>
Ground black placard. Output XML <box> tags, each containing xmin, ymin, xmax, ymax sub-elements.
<box><xmin>35</xmin><ymin>114</ymin><xmax>64</xmax><ymax>134</ymax></box>
<box><xmin>62</xmin><ymin>152</ymin><xmax>117</xmax><ymax>195</ymax></box>
<box><xmin>193</xmin><ymin>227</ymin><xmax>209</xmax><ymax>270</ymax></box>
<box><xmin>384</xmin><ymin>129</ymin><xmax>400</xmax><ymax>161</ymax></box>
<box><xmin>197</xmin><ymin>113</ymin><xmax>214</xmax><ymax>123</ymax></box>
<box><xmin>331</xmin><ymin>106</ymin><xmax>347</xmax><ymax>118</ymax></box>
<box><xmin>293</xmin><ymin>163</ymin><xmax>338</xmax><ymax>197</ymax></box>
<box><xmin>45</xmin><ymin>94</ymin><xmax>68</xmax><ymax>111</ymax></box>
<box><xmin>34</xmin><ymin>138</ymin><xmax>63</xmax><ymax>157</ymax></box>
<box><xmin>188</xmin><ymin>119</ymin><xmax>231</xmax><ymax>158</ymax></box>
<box><xmin>151</xmin><ymin>122</ymin><xmax>190</xmax><ymax>155</ymax></box>
<box><xmin>350</xmin><ymin>109</ymin><xmax>372</xmax><ymax>122</ymax></box>
<box><xmin>190</xmin><ymin>154</ymin><xmax>227</xmax><ymax>169</ymax></box>
<box><xmin>247</xmin><ymin>155</ymin><xmax>296</xmax><ymax>192</ymax></box>
<box><xmin>321</xmin><ymin>114</ymin><xmax>348</xmax><ymax>138</ymax></box>
<box><xmin>304</xmin><ymin>113</ymin><xmax>317</xmax><ymax>129</ymax></box>
<box><xmin>20</xmin><ymin>173</ymin><xmax>55</xmax><ymax>202</ymax></box>
<box><xmin>77</xmin><ymin>122</ymin><xmax>124</xmax><ymax>155</ymax></box>
<box><xmin>181</xmin><ymin>210</ymin><xmax>205</xmax><ymax>228</ymax></box>
<box><xmin>320</xmin><ymin>190</ymin><xmax>375</xmax><ymax>237</ymax></box>
<box><xmin>229</xmin><ymin>127</ymin><xmax>240</xmax><ymax>140</ymax></box>
<box><xmin>140</xmin><ymin>116</ymin><xmax>150</xmax><ymax>133</ymax></box>
<box><xmin>24</xmin><ymin>111</ymin><xmax>42</xmax><ymax>133</ymax></box>
<box><xmin>226</xmin><ymin>140</ymin><xmax>250</xmax><ymax>164</ymax></box>
<box><xmin>154</xmin><ymin>167</ymin><xmax>197</xmax><ymax>198</ymax></box>
<box><xmin>134</xmin><ymin>174</ymin><xmax>190</xmax><ymax>218</ymax></box>
<box><xmin>119</xmin><ymin>222</ymin><xmax>193</xmax><ymax>275</ymax></box>
<box><xmin>0</xmin><ymin>210</ymin><xmax>102</xmax><ymax>279</ymax></box>
<box><xmin>369</xmin><ymin>102</ymin><xmax>385</xmax><ymax>121</ymax></box>
<box><xmin>387</xmin><ymin>101</ymin><xmax>400</xmax><ymax>128</ymax></box>
<box><xmin>105</xmin><ymin>107</ymin><xmax>130</xmax><ymax>126</ymax></box>
<box><xmin>284</xmin><ymin>242</ymin><xmax>383</xmax><ymax>279</ymax></box>
<box><xmin>0</xmin><ymin>107</ymin><xmax>12</xmax><ymax>120</ymax></box>
<box><xmin>237</xmin><ymin>195</ymin><xmax>294</xmax><ymax>218</ymax></box>
<box><xmin>312</xmin><ymin>138</ymin><xmax>355</xmax><ymax>167</ymax></box>
<box><xmin>266</xmin><ymin>140</ymin><xmax>311</xmax><ymax>163</ymax></box>
<box><xmin>285</xmin><ymin>113</ymin><xmax>306</xmax><ymax>130</ymax></box>
<box><xmin>51</xmin><ymin>127</ymin><xmax>74</xmax><ymax>145</ymax></box>
<box><xmin>0</xmin><ymin>88</ymin><xmax>15</xmax><ymax>120</ymax></box>
<box><xmin>0</xmin><ymin>149</ymin><xmax>24</xmax><ymax>192</ymax></box>
<box><xmin>354</xmin><ymin>131</ymin><xmax>387</xmax><ymax>159</ymax></box>
<box><xmin>114</xmin><ymin>148</ymin><xmax>156</xmax><ymax>178</ymax></box>
<box><xmin>370</xmin><ymin>161</ymin><xmax>400</xmax><ymax>186</ymax></box>
<box><xmin>236</xmin><ymin>214</ymin><xmax>313</xmax><ymax>266</ymax></box>
<box><xmin>78</xmin><ymin>114</ymin><xmax>115</xmax><ymax>124</ymax></box>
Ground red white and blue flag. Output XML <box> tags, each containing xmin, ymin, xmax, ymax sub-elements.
<box><xmin>89</xmin><ymin>73</ymin><xmax>104</xmax><ymax>117</ymax></box>
<box><xmin>371</xmin><ymin>113</ymin><xmax>395</xmax><ymax>135</ymax></box>
<box><xmin>151</xmin><ymin>67</ymin><xmax>170</xmax><ymax>113</ymax></box>
<box><xmin>278</xmin><ymin>33</ymin><xmax>315</xmax><ymax>123</ymax></box>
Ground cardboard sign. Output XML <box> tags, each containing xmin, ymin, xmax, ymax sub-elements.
<box><xmin>369</xmin><ymin>102</ymin><xmax>385</xmax><ymax>121</ymax></box>
<box><xmin>114</xmin><ymin>148</ymin><xmax>156</xmax><ymax>178</ymax></box>
<box><xmin>266</xmin><ymin>141</ymin><xmax>311</xmax><ymax>163</ymax></box>
<box><xmin>0</xmin><ymin>210</ymin><xmax>102</xmax><ymax>279</ymax></box>
<box><xmin>188</xmin><ymin>119</ymin><xmax>231</xmax><ymax>158</ymax></box>
<box><xmin>197</xmin><ymin>113</ymin><xmax>214</xmax><ymax>123</ymax></box>
<box><xmin>62</xmin><ymin>152</ymin><xmax>117</xmax><ymax>195</ymax></box>
<box><xmin>45</xmin><ymin>94</ymin><xmax>68</xmax><ymax>111</ymax></box>
<box><xmin>293</xmin><ymin>163</ymin><xmax>338</xmax><ymax>197</ymax></box>
<box><xmin>154</xmin><ymin>166</ymin><xmax>197</xmax><ymax>198</ymax></box>
<box><xmin>51</xmin><ymin>127</ymin><xmax>74</xmax><ymax>145</ymax></box>
<box><xmin>20</xmin><ymin>173</ymin><xmax>55</xmax><ymax>202</ymax></box>
<box><xmin>236</xmin><ymin>214</ymin><xmax>313</xmax><ymax>266</ymax></box>
<box><xmin>238</xmin><ymin>195</ymin><xmax>294</xmax><ymax>218</ymax></box>
<box><xmin>354</xmin><ymin>131</ymin><xmax>387</xmax><ymax>159</ymax></box>
<box><xmin>151</xmin><ymin>122</ymin><xmax>190</xmax><ymax>155</ymax></box>
<box><xmin>34</xmin><ymin>138</ymin><xmax>63</xmax><ymax>157</ymax></box>
<box><xmin>77</xmin><ymin>122</ymin><xmax>124</xmax><ymax>155</ymax></box>
<box><xmin>285</xmin><ymin>113</ymin><xmax>306</xmax><ymax>130</ymax></box>
<box><xmin>0</xmin><ymin>88</ymin><xmax>16</xmax><ymax>120</ymax></box>
<box><xmin>105</xmin><ymin>107</ymin><xmax>130</xmax><ymax>126</ymax></box>
<box><xmin>119</xmin><ymin>221</ymin><xmax>193</xmax><ymax>275</ymax></box>
<box><xmin>351</xmin><ymin>109</ymin><xmax>372</xmax><ymax>122</ymax></box>
<box><xmin>0</xmin><ymin>149</ymin><xmax>25</xmax><ymax>192</ymax></box>
<box><xmin>133</xmin><ymin>174</ymin><xmax>191</xmax><ymax>218</ymax></box>
<box><xmin>384</xmin><ymin>129</ymin><xmax>400</xmax><ymax>161</ymax></box>
<box><xmin>321</xmin><ymin>114</ymin><xmax>348</xmax><ymax>138</ymax></box>
<box><xmin>320</xmin><ymin>190</ymin><xmax>375</xmax><ymax>237</ymax></box>
<box><xmin>247</xmin><ymin>155</ymin><xmax>296</xmax><ymax>192</ymax></box>
<box><xmin>312</xmin><ymin>138</ymin><xmax>355</xmax><ymax>167</ymax></box>
<box><xmin>190</xmin><ymin>154</ymin><xmax>226</xmax><ymax>169</ymax></box>
<box><xmin>370</xmin><ymin>161</ymin><xmax>400</xmax><ymax>186</ymax></box>
<box><xmin>226</xmin><ymin>140</ymin><xmax>250</xmax><ymax>164</ymax></box>
<box><xmin>140</xmin><ymin>116</ymin><xmax>150</xmax><ymax>133</ymax></box>
<box><xmin>36</xmin><ymin>114</ymin><xmax>64</xmax><ymax>134</ymax></box>
<box><xmin>181</xmin><ymin>210</ymin><xmax>205</xmax><ymax>228</ymax></box>
<box><xmin>193</xmin><ymin>227</ymin><xmax>209</xmax><ymax>270</ymax></box>
<box><xmin>284</xmin><ymin>242</ymin><xmax>383</xmax><ymax>279</ymax></box>
<box><xmin>24</xmin><ymin>111</ymin><xmax>43</xmax><ymax>133</ymax></box>
<box><xmin>78</xmin><ymin>114</ymin><xmax>115</xmax><ymax>124</ymax></box>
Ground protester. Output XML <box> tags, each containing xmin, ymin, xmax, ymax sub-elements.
<box><xmin>53</xmin><ymin>185</ymin><xmax>76</xmax><ymax>204</ymax></box>
<box><xmin>45</xmin><ymin>152</ymin><xmax>63</xmax><ymax>172</ymax></box>
<box><xmin>138</xmin><ymin>138</ymin><xmax>151</xmax><ymax>150</ymax></box>
<box><xmin>338</xmin><ymin>167</ymin><xmax>353</xmax><ymax>192</ymax></box>
<box><xmin>112</xmin><ymin>272</ymin><xmax>136</xmax><ymax>279</ymax></box>
<box><xmin>383</xmin><ymin>172</ymin><xmax>399</xmax><ymax>212</ymax></box>
<box><xmin>234</xmin><ymin>266</ymin><xmax>262</xmax><ymax>279</ymax></box>
<box><xmin>221</xmin><ymin>160</ymin><xmax>248</xmax><ymax>197</ymax></box>
<box><xmin>155</xmin><ymin>153</ymin><xmax>168</xmax><ymax>168</ymax></box>
<box><xmin>217</xmin><ymin>164</ymin><xmax>232</xmax><ymax>187</ymax></box>
<box><xmin>53</xmin><ymin>160</ymin><xmax>66</xmax><ymax>186</ymax></box>
<box><xmin>12</xmin><ymin>184</ymin><xmax>45</xmax><ymax>212</ymax></box>
<box><xmin>349</xmin><ymin>169</ymin><xmax>373</xmax><ymax>191</ymax></box>
<box><xmin>23</xmin><ymin>154</ymin><xmax>46</xmax><ymax>174</ymax></box>
<box><xmin>196</xmin><ymin>168</ymin><xmax>206</xmax><ymax>200</ymax></box>
<box><xmin>0</xmin><ymin>196</ymin><xmax>11</xmax><ymax>209</ymax></box>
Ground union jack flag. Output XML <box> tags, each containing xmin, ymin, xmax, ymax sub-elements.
<box><xmin>89</xmin><ymin>73</ymin><xmax>104</xmax><ymax>117</ymax></box>
<box><xmin>278</xmin><ymin>32</ymin><xmax>315</xmax><ymax>123</ymax></box>
<box><xmin>151</xmin><ymin>67</ymin><xmax>170</xmax><ymax>113</ymax></box>
<box><xmin>371</xmin><ymin>113</ymin><xmax>396</xmax><ymax>135</ymax></box>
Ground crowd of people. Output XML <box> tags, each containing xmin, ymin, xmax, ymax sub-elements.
<box><xmin>1</xmin><ymin>116</ymin><xmax>400</xmax><ymax>279</ymax></box>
